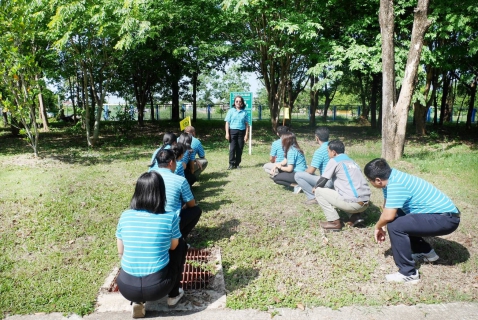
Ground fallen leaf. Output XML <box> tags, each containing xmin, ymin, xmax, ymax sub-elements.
<box><xmin>273</xmin><ymin>296</ymin><xmax>281</xmax><ymax>303</ymax></box>
<box><xmin>297</xmin><ymin>303</ymin><xmax>305</xmax><ymax>310</ymax></box>
<box><xmin>69</xmin><ymin>240</ymin><xmax>75</xmax><ymax>244</ymax></box>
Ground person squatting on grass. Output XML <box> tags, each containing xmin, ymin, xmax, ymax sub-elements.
<box><xmin>116</xmin><ymin>172</ymin><xmax>187</xmax><ymax>318</ymax></box>
<box><xmin>150</xmin><ymin>132</ymin><xmax>177</xmax><ymax>172</ymax></box>
<box><xmin>178</xmin><ymin>132</ymin><xmax>196</xmax><ymax>186</ymax></box>
<box><xmin>364</xmin><ymin>158</ymin><xmax>461</xmax><ymax>284</ymax></box>
<box><xmin>149</xmin><ymin>149</ymin><xmax>202</xmax><ymax>241</ymax></box>
<box><xmin>294</xmin><ymin>126</ymin><xmax>333</xmax><ymax>204</ymax></box>
<box><xmin>171</xmin><ymin>143</ymin><xmax>186</xmax><ymax>178</ymax></box>
<box><xmin>270</xmin><ymin>132</ymin><xmax>308</xmax><ymax>189</ymax></box>
<box><xmin>184</xmin><ymin>126</ymin><xmax>208</xmax><ymax>180</ymax></box>
<box><xmin>262</xmin><ymin>125</ymin><xmax>289</xmax><ymax>174</ymax></box>
<box><xmin>225</xmin><ymin>95</ymin><xmax>249</xmax><ymax>170</ymax></box>
<box><xmin>313</xmin><ymin>140</ymin><xmax>371</xmax><ymax>231</ymax></box>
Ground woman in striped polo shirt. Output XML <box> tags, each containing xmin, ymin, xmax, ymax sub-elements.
<box><xmin>116</xmin><ymin>172</ymin><xmax>187</xmax><ymax>318</ymax></box>
<box><xmin>271</xmin><ymin>132</ymin><xmax>307</xmax><ymax>189</ymax></box>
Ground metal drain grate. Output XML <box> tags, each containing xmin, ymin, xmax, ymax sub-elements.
<box><xmin>181</xmin><ymin>248</ymin><xmax>212</xmax><ymax>290</ymax></box>
<box><xmin>109</xmin><ymin>248</ymin><xmax>212</xmax><ymax>292</ymax></box>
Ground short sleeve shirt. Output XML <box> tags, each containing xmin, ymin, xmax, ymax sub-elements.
<box><xmin>310</xmin><ymin>142</ymin><xmax>329</xmax><ymax>174</ymax></box>
<box><xmin>148</xmin><ymin>168</ymin><xmax>194</xmax><ymax>212</ymax></box>
<box><xmin>150</xmin><ymin>145</ymin><xmax>171</xmax><ymax>172</ymax></box>
<box><xmin>116</xmin><ymin>209</ymin><xmax>181</xmax><ymax>277</ymax></box>
<box><xmin>322</xmin><ymin>154</ymin><xmax>370</xmax><ymax>202</ymax></box>
<box><xmin>286</xmin><ymin>146</ymin><xmax>307</xmax><ymax>172</ymax></box>
<box><xmin>270</xmin><ymin>139</ymin><xmax>285</xmax><ymax>163</ymax></box>
<box><xmin>191</xmin><ymin>137</ymin><xmax>205</xmax><ymax>158</ymax></box>
<box><xmin>225</xmin><ymin>108</ymin><xmax>249</xmax><ymax>130</ymax></box>
<box><xmin>383</xmin><ymin>169</ymin><xmax>458</xmax><ymax>214</ymax></box>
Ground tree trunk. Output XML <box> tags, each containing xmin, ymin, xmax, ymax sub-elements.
<box><xmin>439</xmin><ymin>72</ymin><xmax>450</xmax><ymax>126</ymax></box>
<box><xmin>309</xmin><ymin>75</ymin><xmax>316</xmax><ymax>126</ymax></box>
<box><xmin>192</xmin><ymin>71</ymin><xmax>198</xmax><ymax>122</ymax></box>
<box><xmin>150</xmin><ymin>92</ymin><xmax>155</xmax><ymax>122</ymax></box>
<box><xmin>380</xmin><ymin>0</ymin><xmax>431</xmax><ymax>160</ymax></box>
<box><xmin>465</xmin><ymin>77</ymin><xmax>477</xmax><ymax>130</ymax></box>
<box><xmin>357</xmin><ymin>72</ymin><xmax>369</xmax><ymax>119</ymax></box>
<box><xmin>81</xmin><ymin>64</ymin><xmax>93</xmax><ymax>147</ymax></box>
<box><xmin>370</xmin><ymin>73</ymin><xmax>380</xmax><ymax>129</ymax></box>
<box><xmin>36</xmin><ymin>75</ymin><xmax>49</xmax><ymax>132</ymax></box>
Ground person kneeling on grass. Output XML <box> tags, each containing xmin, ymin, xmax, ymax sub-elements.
<box><xmin>313</xmin><ymin>140</ymin><xmax>371</xmax><ymax>231</ymax></box>
<box><xmin>364</xmin><ymin>158</ymin><xmax>460</xmax><ymax>284</ymax></box>
<box><xmin>116</xmin><ymin>172</ymin><xmax>187</xmax><ymax>319</ymax></box>
<box><xmin>262</xmin><ymin>125</ymin><xmax>289</xmax><ymax>174</ymax></box>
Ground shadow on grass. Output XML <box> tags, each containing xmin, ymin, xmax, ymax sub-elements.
<box><xmin>192</xmin><ymin>218</ymin><xmax>241</xmax><ymax>248</ymax></box>
<box><xmin>383</xmin><ymin>238</ymin><xmax>470</xmax><ymax>266</ymax></box>
<box><xmin>221</xmin><ymin>262</ymin><xmax>260</xmax><ymax>293</ymax></box>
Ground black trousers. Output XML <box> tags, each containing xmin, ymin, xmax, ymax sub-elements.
<box><xmin>229</xmin><ymin>129</ymin><xmax>246</xmax><ymax>166</ymax></box>
<box><xmin>117</xmin><ymin>238</ymin><xmax>187</xmax><ymax>303</ymax></box>
<box><xmin>179</xmin><ymin>205</ymin><xmax>202</xmax><ymax>240</ymax></box>
<box><xmin>273</xmin><ymin>171</ymin><xmax>296</xmax><ymax>187</ymax></box>
<box><xmin>388</xmin><ymin>210</ymin><xmax>460</xmax><ymax>276</ymax></box>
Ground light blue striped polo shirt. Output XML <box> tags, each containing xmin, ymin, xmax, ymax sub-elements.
<box><xmin>174</xmin><ymin>159</ymin><xmax>185</xmax><ymax>177</ymax></box>
<box><xmin>310</xmin><ymin>142</ymin><xmax>329</xmax><ymax>174</ymax></box>
<box><xmin>225</xmin><ymin>108</ymin><xmax>249</xmax><ymax>130</ymax></box>
<box><xmin>270</xmin><ymin>139</ymin><xmax>285</xmax><ymax>162</ymax></box>
<box><xmin>150</xmin><ymin>145</ymin><xmax>171</xmax><ymax>172</ymax></box>
<box><xmin>191</xmin><ymin>137</ymin><xmax>205</xmax><ymax>158</ymax></box>
<box><xmin>384</xmin><ymin>169</ymin><xmax>458</xmax><ymax>214</ymax></box>
<box><xmin>116</xmin><ymin>209</ymin><xmax>181</xmax><ymax>277</ymax></box>
<box><xmin>149</xmin><ymin>167</ymin><xmax>194</xmax><ymax>212</ymax></box>
<box><xmin>286</xmin><ymin>146</ymin><xmax>307</xmax><ymax>172</ymax></box>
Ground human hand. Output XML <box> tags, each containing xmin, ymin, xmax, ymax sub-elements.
<box><xmin>374</xmin><ymin>227</ymin><xmax>387</xmax><ymax>243</ymax></box>
<box><xmin>312</xmin><ymin>188</ymin><xmax>315</xmax><ymax>194</ymax></box>
<box><xmin>225</xmin><ymin>133</ymin><xmax>229</xmax><ymax>141</ymax></box>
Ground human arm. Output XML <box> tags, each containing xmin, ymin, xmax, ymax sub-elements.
<box><xmin>170</xmin><ymin>238</ymin><xmax>179</xmax><ymax>250</ymax></box>
<box><xmin>374</xmin><ymin>206</ymin><xmax>397</xmax><ymax>243</ymax></box>
<box><xmin>306</xmin><ymin>165</ymin><xmax>316</xmax><ymax>174</ymax></box>
<box><xmin>117</xmin><ymin>238</ymin><xmax>124</xmax><ymax>258</ymax></box>
<box><xmin>270</xmin><ymin>158</ymin><xmax>287</xmax><ymax>174</ymax></box>
<box><xmin>244</xmin><ymin>122</ymin><xmax>249</xmax><ymax>142</ymax></box>
<box><xmin>183</xmin><ymin>198</ymin><xmax>196</xmax><ymax>208</ymax></box>
<box><xmin>225</xmin><ymin>121</ymin><xmax>230</xmax><ymax>141</ymax></box>
<box><xmin>269</xmin><ymin>156</ymin><xmax>276</xmax><ymax>163</ymax></box>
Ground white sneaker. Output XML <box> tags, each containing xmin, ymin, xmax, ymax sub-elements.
<box><xmin>167</xmin><ymin>288</ymin><xmax>184</xmax><ymax>307</ymax></box>
<box><xmin>293</xmin><ymin>186</ymin><xmax>302</xmax><ymax>194</ymax></box>
<box><xmin>132</xmin><ymin>302</ymin><xmax>145</xmax><ymax>318</ymax></box>
<box><xmin>386</xmin><ymin>270</ymin><xmax>420</xmax><ymax>284</ymax></box>
<box><xmin>412</xmin><ymin>249</ymin><xmax>439</xmax><ymax>262</ymax></box>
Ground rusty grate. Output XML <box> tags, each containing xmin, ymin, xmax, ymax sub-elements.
<box><xmin>109</xmin><ymin>248</ymin><xmax>212</xmax><ymax>292</ymax></box>
<box><xmin>180</xmin><ymin>248</ymin><xmax>212</xmax><ymax>290</ymax></box>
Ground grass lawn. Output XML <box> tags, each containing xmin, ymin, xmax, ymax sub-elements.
<box><xmin>0</xmin><ymin>119</ymin><xmax>477</xmax><ymax>318</ymax></box>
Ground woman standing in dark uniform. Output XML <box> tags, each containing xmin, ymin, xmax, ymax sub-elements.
<box><xmin>225</xmin><ymin>95</ymin><xmax>249</xmax><ymax>169</ymax></box>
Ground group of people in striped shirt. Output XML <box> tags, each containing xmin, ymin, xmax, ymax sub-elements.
<box><xmin>264</xmin><ymin>126</ymin><xmax>461</xmax><ymax>284</ymax></box>
<box><xmin>115</xmin><ymin>126</ymin><xmax>207</xmax><ymax>318</ymax></box>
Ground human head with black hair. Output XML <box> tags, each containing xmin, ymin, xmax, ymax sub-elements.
<box><xmin>171</xmin><ymin>143</ymin><xmax>185</xmax><ymax>162</ymax></box>
<box><xmin>364</xmin><ymin>158</ymin><xmax>392</xmax><ymax>187</ymax></box>
<box><xmin>178</xmin><ymin>132</ymin><xmax>193</xmax><ymax>151</ymax></box>
<box><xmin>315</xmin><ymin>127</ymin><xmax>329</xmax><ymax>143</ymax></box>
<box><xmin>162</xmin><ymin>132</ymin><xmax>177</xmax><ymax>148</ymax></box>
<box><xmin>276</xmin><ymin>125</ymin><xmax>289</xmax><ymax>137</ymax></box>
<box><xmin>130</xmin><ymin>171</ymin><xmax>166</xmax><ymax>214</ymax></box>
<box><xmin>233</xmin><ymin>95</ymin><xmax>246</xmax><ymax>110</ymax></box>
<box><xmin>327</xmin><ymin>140</ymin><xmax>345</xmax><ymax>158</ymax></box>
<box><xmin>281</xmin><ymin>131</ymin><xmax>304</xmax><ymax>156</ymax></box>
<box><xmin>152</xmin><ymin>149</ymin><xmax>177</xmax><ymax>171</ymax></box>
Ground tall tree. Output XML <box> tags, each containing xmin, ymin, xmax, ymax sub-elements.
<box><xmin>379</xmin><ymin>0</ymin><xmax>432</xmax><ymax>160</ymax></box>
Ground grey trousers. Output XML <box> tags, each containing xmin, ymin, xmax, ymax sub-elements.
<box><xmin>315</xmin><ymin>188</ymin><xmax>369</xmax><ymax>221</ymax></box>
<box><xmin>193</xmin><ymin>158</ymin><xmax>208</xmax><ymax>178</ymax></box>
<box><xmin>263</xmin><ymin>162</ymin><xmax>276</xmax><ymax>174</ymax></box>
<box><xmin>294</xmin><ymin>171</ymin><xmax>333</xmax><ymax>199</ymax></box>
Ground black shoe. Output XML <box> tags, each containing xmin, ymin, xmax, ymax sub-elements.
<box><xmin>228</xmin><ymin>165</ymin><xmax>235</xmax><ymax>170</ymax></box>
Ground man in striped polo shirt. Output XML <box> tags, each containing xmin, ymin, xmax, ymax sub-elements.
<box><xmin>184</xmin><ymin>126</ymin><xmax>208</xmax><ymax>179</ymax></box>
<box><xmin>263</xmin><ymin>125</ymin><xmax>289</xmax><ymax>174</ymax></box>
<box><xmin>149</xmin><ymin>149</ymin><xmax>202</xmax><ymax>240</ymax></box>
<box><xmin>294</xmin><ymin>127</ymin><xmax>333</xmax><ymax>203</ymax></box>
<box><xmin>313</xmin><ymin>140</ymin><xmax>371</xmax><ymax>231</ymax></box>
<box><xmin>364</xmin><ymin>158</ymin><xmax>460</xmax><ymax>284</ymax></box>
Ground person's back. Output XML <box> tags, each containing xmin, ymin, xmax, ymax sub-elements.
<box><xmin>184</xmin><ymin>126</ymin><xmax>208</xmax><ymax>178</ymax></box>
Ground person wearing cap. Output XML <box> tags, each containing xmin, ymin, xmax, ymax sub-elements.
<box><xmin>364</xmin><ymin>158</ymin><xmax>460</xmax><ymax>284</ymax></box>
<box><xmin>313</xmin><ymin>140</ymin><xmax>371</xmax><ymax>231</ymax></box>
<box><xmin>149</xmin><ymin>149</ymin><xmax>202</xmax><ymax>240</ymax></box>
<box><xmin>184</xmin><ymin>126</ymin><xmax>208</xmax><ymax>178</ymax></box>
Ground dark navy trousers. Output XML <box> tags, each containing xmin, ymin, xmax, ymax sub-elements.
<box><xmin>229</xmin><ymin>129</ymin><xmax>246</xmax><ymax>166</ymax></box>
<box><xmin>387</xmin><ymin>210</ymin><xmax>460</xmax><ymax>276</ymax></box>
